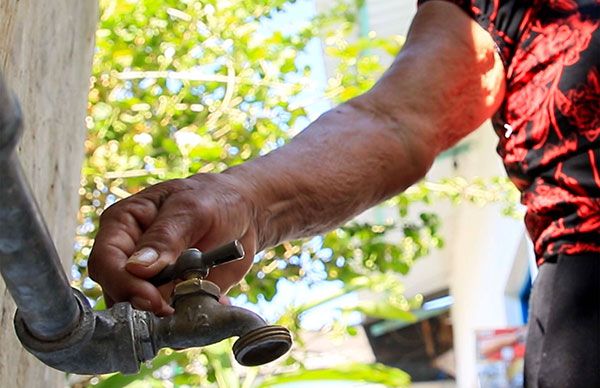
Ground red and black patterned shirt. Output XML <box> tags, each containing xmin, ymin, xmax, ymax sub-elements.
<box><xmin>418</xmin><ymin>0</ymin><xmax>600</xmax><ymax>264</ymax></box>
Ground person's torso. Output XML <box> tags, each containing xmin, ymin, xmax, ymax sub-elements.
<box><xmin>419</xmin><ymin>0</ymin><xmax>600</xmax><ymax>262</ymax></box>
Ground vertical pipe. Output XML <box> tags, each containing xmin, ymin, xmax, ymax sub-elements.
<box><xmin>0</xmin><ymin>76</ymin><xmax>80</xmax><ymax>340</ymax></box>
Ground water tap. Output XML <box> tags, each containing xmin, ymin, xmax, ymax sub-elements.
<box><xmin>145</xmin><ymin>241</ymin><xmax>293</xmax><ymax>367</ymax></box>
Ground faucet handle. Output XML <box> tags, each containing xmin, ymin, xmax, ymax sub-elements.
<box><xmin>149</xmin><ymin>241</ymin><xmax>245</xmax><ymax>287</ymax></box>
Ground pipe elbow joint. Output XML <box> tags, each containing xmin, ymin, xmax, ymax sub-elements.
<box><xmin>14</xmin><ymin>288</ymin><xmax>150</xmax><ymax>375</ymax></box>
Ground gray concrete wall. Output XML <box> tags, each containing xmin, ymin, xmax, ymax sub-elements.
<box><xmin>0</xmin><ymin>1</ymin><xmax>97</xmax><ymax>386</ymax></box>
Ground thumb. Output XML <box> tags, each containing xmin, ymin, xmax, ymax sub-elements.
<box><xmin>125</xmin><ymin>195</ymin><xmax>208</xmax><ymax>279</ymax></box>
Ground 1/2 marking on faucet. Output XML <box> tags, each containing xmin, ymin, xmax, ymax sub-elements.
<box><xmin>185</xmin><ymin>305</ymin><xmax>210</xmax><ymax>328</ymax></box>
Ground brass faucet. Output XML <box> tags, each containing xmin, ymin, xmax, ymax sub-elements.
<box><xmin>147</xmin><ymin>242</ymin><xmax>293</xmax><ymax>367</ymax></box>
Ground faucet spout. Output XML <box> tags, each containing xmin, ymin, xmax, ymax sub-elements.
<box><xmin>151</xmin><ymin>279</ymin><xmax>292</xmax><ymax>367</ymax></box>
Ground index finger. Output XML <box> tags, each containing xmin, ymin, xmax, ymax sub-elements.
<box><xmin>88</xmin><ymin>195</ymin><xmax>172</xmax><ymax>314</ymax></box>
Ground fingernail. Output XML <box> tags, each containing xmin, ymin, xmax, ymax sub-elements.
<box><xmin>131</xmin><ymin>296</ymin><xmax>152</xmax><ymax>310</ymax></box>
<box><xmin>162</xmin><ymin>303</ymin><xmax>175</xmax><ymax>315</ymax></box>
<box><xmin>127</xmin><ymin>248</ymin><xmax>158</xmax><ymax>266</ymax></box>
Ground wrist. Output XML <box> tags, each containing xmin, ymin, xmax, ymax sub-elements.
<box><xmin>220</xmin><ymin>165</ymin><xmax>274</xmax><ymax>250</ymax></box>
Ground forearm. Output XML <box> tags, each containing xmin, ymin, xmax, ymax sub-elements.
<box><xmin>223</xmin><ymin>0</ymin><xmax>505</xmax><ymax>250</ymax></box>
<box><xmin>225</xmin><ymin>97</ymin><xmax>431</xmax><ymax>250</ymax></box>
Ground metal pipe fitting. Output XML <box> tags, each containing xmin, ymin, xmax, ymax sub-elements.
<box><xmin>15</xmin><ymin>288</ymin><xmax>147</xmax><ymax>374</ymax></box>
<box><xmin>0</xmin><ymin>75</ymin><xmax>292</xmax><ymax>374</ymax></box>
<box><xmin>14</xmin><ymin>280</ymin><xmax>292</xmax><ymax>374</ymax></box>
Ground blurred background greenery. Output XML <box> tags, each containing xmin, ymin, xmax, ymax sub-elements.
<box><xmin>73</xmin><ymin>0</ymin><xmax>519</xmax><ymax>386</ymax></box>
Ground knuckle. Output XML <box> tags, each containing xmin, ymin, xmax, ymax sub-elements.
<box><xmin>174</xmin><ymin>192</ymin><xmax>205</xmax><ymax>213</ymax></box>
<box><xmin>99</xmin><ymin>196</ymin><xmax>157</xmax><ymax>227</ymax></box>
<box><xmin>112</xmin><ymin>209</ymin><xmax>136</xmax><ymax>226</ymax></box>
<box><xmin>98</xmin><ymin>202</ymin><xmax>119</xmax><ymax>224</ymax></box>
<box><xmin>99</xmin><ymin>199</ymin><xmax>132</xmax><ymax>224</ymax></box>
<box><xmin>149</xmin><ymin>221</ymin><xmax>177</xmax><ymax>237</ymax></box>
<box><xmin>127</xmin><ymin>197</ymin><xmax>159</xmax><ymax>226</ymax></box>
<box><xmin>145</xmin><ymin>221</ymin><xmax>182</xmax><ymax>246</ymax></box>
<box><xmin>152</xmin><ymin>178</ymin><xmax>188</xmax><ymax>193</ymax></box>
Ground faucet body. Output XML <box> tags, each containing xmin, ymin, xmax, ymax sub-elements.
<box><xmin>0</xmin><ymin>75</ymin><xmax>291</xmax><ymax>375</ymax></box>
<box><xmin>153</xmin><ymin>279</ymin><xmax>291</xmax><ymax>367</ymax></box>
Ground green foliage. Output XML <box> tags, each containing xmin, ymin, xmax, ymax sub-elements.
<box><xmin>76</xmin><ymin>0</ymin><xmax>520</xmax><ymax>386</ymax></box>
<box><xmin>260</xmin><ymin>363</ymin><xmax>411</xmax><ymax>387</ymax></box>
<box><xmin>77</xmin><ymin>0</ymin><xmax>317</xmax><ymax>285</ymax></box>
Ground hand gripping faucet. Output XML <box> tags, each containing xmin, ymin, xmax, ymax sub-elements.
<box><xmin>0</xmin><ymin>74</ymin><xmax>291</xmax><ymax>374</ymax></box>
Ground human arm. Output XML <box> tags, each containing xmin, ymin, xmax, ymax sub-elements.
<box><xmin>88</xmin><ymin>0</ymin><xmax>506</xmax><ymax>315</ymax></box>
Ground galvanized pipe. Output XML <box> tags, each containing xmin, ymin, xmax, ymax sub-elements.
<box><xmin>0</xmin><ymin>76</ymin><xmax>81</xmax><ymax>340</ymax></box>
